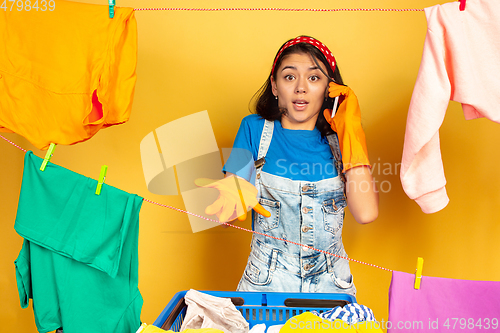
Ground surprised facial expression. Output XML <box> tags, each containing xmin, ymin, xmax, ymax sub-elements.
<box><xmin>271</xmin><ymin>52</ymin><xmax>330</xmax><ymax>131</ymax></box>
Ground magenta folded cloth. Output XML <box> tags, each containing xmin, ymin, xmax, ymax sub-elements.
<box><xmin>388</xmin><ymin>271</ymin><xmax>500</xmax><ymax>332</ymax></box>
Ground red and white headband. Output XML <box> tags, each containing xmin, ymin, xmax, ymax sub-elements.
<box><xmin>271</xmin><ymin>36</ymin><xmax>337</xmax><ymax>75</ymax></box>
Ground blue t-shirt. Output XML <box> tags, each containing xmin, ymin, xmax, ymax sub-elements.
<box><xmin>223</xmin><ymin>114</ymin><xmax>338</xmax><ymax>182</ymax></box>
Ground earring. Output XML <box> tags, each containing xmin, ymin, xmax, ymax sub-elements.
<box><xmin>275</xmin><ymin>96</ymin><xmax>278</xmax><ymax>100</ymax></box>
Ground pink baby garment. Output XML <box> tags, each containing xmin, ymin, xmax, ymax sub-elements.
<box><xmin>401</xmin><ymin>0</ymin><xmax>500</xmax><ymax>213</ymax></box>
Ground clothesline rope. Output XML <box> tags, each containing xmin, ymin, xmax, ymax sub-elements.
<box><xmin>1</xmin><ymin>134</ymin><xmax>392</xmax><ymax>272</ymax></box>
<box><xmin>133</xmin><ymin>7</ymin><xmax>424</xmax><ymax>12</ymax></box>
<box><xmin>0</xmin><ymin>134</ymin><xmax>27</xmax><ymax>153</ymax></box>
<box><xmin>143</xmin><ymin>198</ymin><xmax>392</xmax><ymax>272</ymax></box>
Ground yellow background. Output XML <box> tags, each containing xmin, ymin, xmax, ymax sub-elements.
<box><xmin>2</xmin><ymin>0</ymin><xmax>500</xmax><ymax>332</ymax></box>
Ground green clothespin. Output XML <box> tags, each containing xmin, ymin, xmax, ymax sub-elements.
<box><xmin>109</xmin><ymin>0</ymin><xmax>115</xmax><ymax>18</ymax></box>
<box><xmin>40</xmin><ymin>143</ymin><xmax>56</xmax><ymax>171</ymax></box>
<box><xmin>95</xmin><ymin>165</ymin><xmax>108</xmax><ymax>195</ymax></box>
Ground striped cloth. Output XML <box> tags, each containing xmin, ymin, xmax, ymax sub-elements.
<box><xmin>311</xmin><ymin>303</ymin><xmax>375</xmax><ymax>324</ymax></box>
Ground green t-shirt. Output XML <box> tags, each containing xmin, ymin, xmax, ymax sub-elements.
<box><xmin>14</xmin><ymin>151</ymin><xmax>143</xmax><ymax>333</ymax></box>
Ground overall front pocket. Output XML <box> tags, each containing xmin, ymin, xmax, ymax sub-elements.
<box><xmin>256</xmin><ymin>198</ymin><xmax>281</xmax><ymax>232</ymax></box>
<box><xmin>322</xmin><ymin>198</ymin><xmax>346</xmax><ymax>234</ymax></box>
<box><xmin>243</xmin><ymin>247</ymin><xmax>278</xmax><ymax>286</ymax></box>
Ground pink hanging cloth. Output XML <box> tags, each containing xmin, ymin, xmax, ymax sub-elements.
<box><xmin>388</xmin><ymin>271</ymin><xmax>500</xmax><ymax>332</ymax></box>
<box><xmin>400</xmin><ymin>0</ymin><xmax>500</xmax><ymax>213</ymax></box>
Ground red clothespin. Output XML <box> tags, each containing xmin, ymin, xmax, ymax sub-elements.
<box><xmin>459</xmin><ymin>0</ymin><xmax>466</xmax><ymax>11</ymax></box>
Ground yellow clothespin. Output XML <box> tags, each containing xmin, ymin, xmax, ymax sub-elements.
<box><xmin>109</xmin><ymin>0</ymin><xmax>115</xmax><ymax>18</ymax></box>
<box><xmin>95</xmin><ymin>165</ymin><xmax>108</xmax><ymax>195</ymax></box>
<box><xmin>414</xmin><ymin>257</ymin><xmax>424</xmax><ymax>290</ymax></box>
<box><xmin>40</xmin><ymin>143</ymin><xmax>56</xmax><ymax>171</ymax></box>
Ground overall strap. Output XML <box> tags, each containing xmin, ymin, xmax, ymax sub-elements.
<box><xmin>254</xmin><ymin>119</ymin><xmax>274</xmax><ymax>181</ymax></box>
<box><xmin>326</xmin><ymin>132</ymin><xmax>346</xmax><ymax>189</ymax></box>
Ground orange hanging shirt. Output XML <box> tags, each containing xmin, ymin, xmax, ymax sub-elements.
<box><xmin>0</xmin><ymin>0</ymin><xmax>137</xmax><ymax>150</ymax></box>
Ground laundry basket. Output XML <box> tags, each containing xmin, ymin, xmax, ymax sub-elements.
<box><xmin>153</xmin><ymin>290</ymin><xmax>356</xmax><ymax>331</ymax></box>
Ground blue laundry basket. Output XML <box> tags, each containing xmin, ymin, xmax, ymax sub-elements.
<box><xmin>153</xmin><ymin>290</ymin><xmax>356</xmax><ymax>331</ymax></box>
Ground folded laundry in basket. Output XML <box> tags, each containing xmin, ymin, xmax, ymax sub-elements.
<box><xmin>248</xmin><ymin>323</ymin><xmax>266</xmax><ymax>333</ymax></box>
<box><xmin>311</xmin><ymin>303</ymin><xmax>376</xmax><ymax>325</ymax></box>
<box><xmin>135</xmin><ymin>323</ymin><xmax>223</xmax><ymax>332</ymax></box>
<box><xmin>180</xmin><ymin>289</ymin><xmax>250</xmax><ymax>333</ymax></box>
<box><xmin>279</xmin><ymin>312</ymin><xmax>383</xmax><ymax>332</ymax></box>
<box><xmin>266</xmin><ymin>325</ymin><xmax>284</xmax><ymax>333</ymax></box>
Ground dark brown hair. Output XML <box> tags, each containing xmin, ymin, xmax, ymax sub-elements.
<box><xmin>251</xmin><ymin>38</ymin><xmax>344</xmax><ymax>137</ymax></box>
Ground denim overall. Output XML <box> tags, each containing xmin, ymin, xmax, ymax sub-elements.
<box><xmin>237</xmin><ymin>120</ymin><xmax>356</xmax><ymax>295</ymax></box>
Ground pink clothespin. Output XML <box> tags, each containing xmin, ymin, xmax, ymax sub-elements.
<box><xmin>459</xmin><ymin>0</ymin><xmax>466</xmax><ymax>11</ymax></box>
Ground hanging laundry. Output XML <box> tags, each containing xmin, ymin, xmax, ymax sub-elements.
<box><xmin>14</xmin><ymin>151</ymin><xmax>143</xmax><ymax>333</ymax></box>
<box><xmin>388</xmin><ymin>271</ymin><xmax>500</xmax><ymax>332</ymax></box>
<box><xmin>180</xmin><ymin>289</ymin><xmax>249</xmax><ymax>333</ymax></box>
<box><xmin>401</xmin><ymin>0</ymin><xmax>500</xmax><ymax>213</ymax></box>
<box><xmin>0</xmin><ymin>0</ymin><xmax>137</xmax><ymax>150</ymax></box>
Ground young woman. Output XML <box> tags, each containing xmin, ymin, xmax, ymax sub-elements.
<box><xmin>205</xmin><ymin>36</ymin><xmax>378</xmax><ymax>295</ymax></box>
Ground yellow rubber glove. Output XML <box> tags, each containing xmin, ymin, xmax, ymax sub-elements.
<box><xmin>324</xmin><ymin>82</ymin><xmax>371</xmax><ymax>172</ymax></box>
<box><xmin>195</xmin><ymin>175</ymin><xmax>271</xmax><ymax>223</ymax></box>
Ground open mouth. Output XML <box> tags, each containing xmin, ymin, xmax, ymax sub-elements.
<box><xmin>293</xmin><ymin>100</ymin><xmax>309</xmax><ymax>110</ymax></box>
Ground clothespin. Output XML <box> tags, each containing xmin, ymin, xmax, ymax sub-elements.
<box><xmin>40</xmin><ymin>143</ymin><xmax>56</xmax><ymax>171</ymax></box>
<box><xmin>109</xmin><ymin>0</ymin><xmax>115</xmax><ymax>18</ymax></box>
<box><xmin>459</xmin><ymin>0</ymin><xmax>466</xmax><ymax>11</ymax></box>
<box><xmin>95</xmin><ymin>165</ymin><xmax>108</xmax><ymax>195</ymax></box>
<box><xmin>414</xmin><ymin>257</ymin><xmax>424</xmax><ymax>290</ymax></box>
<box><xmin>331</xmin><ymin>96</ymin><xmax>339</xmax><ymax>118</ymax></box>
